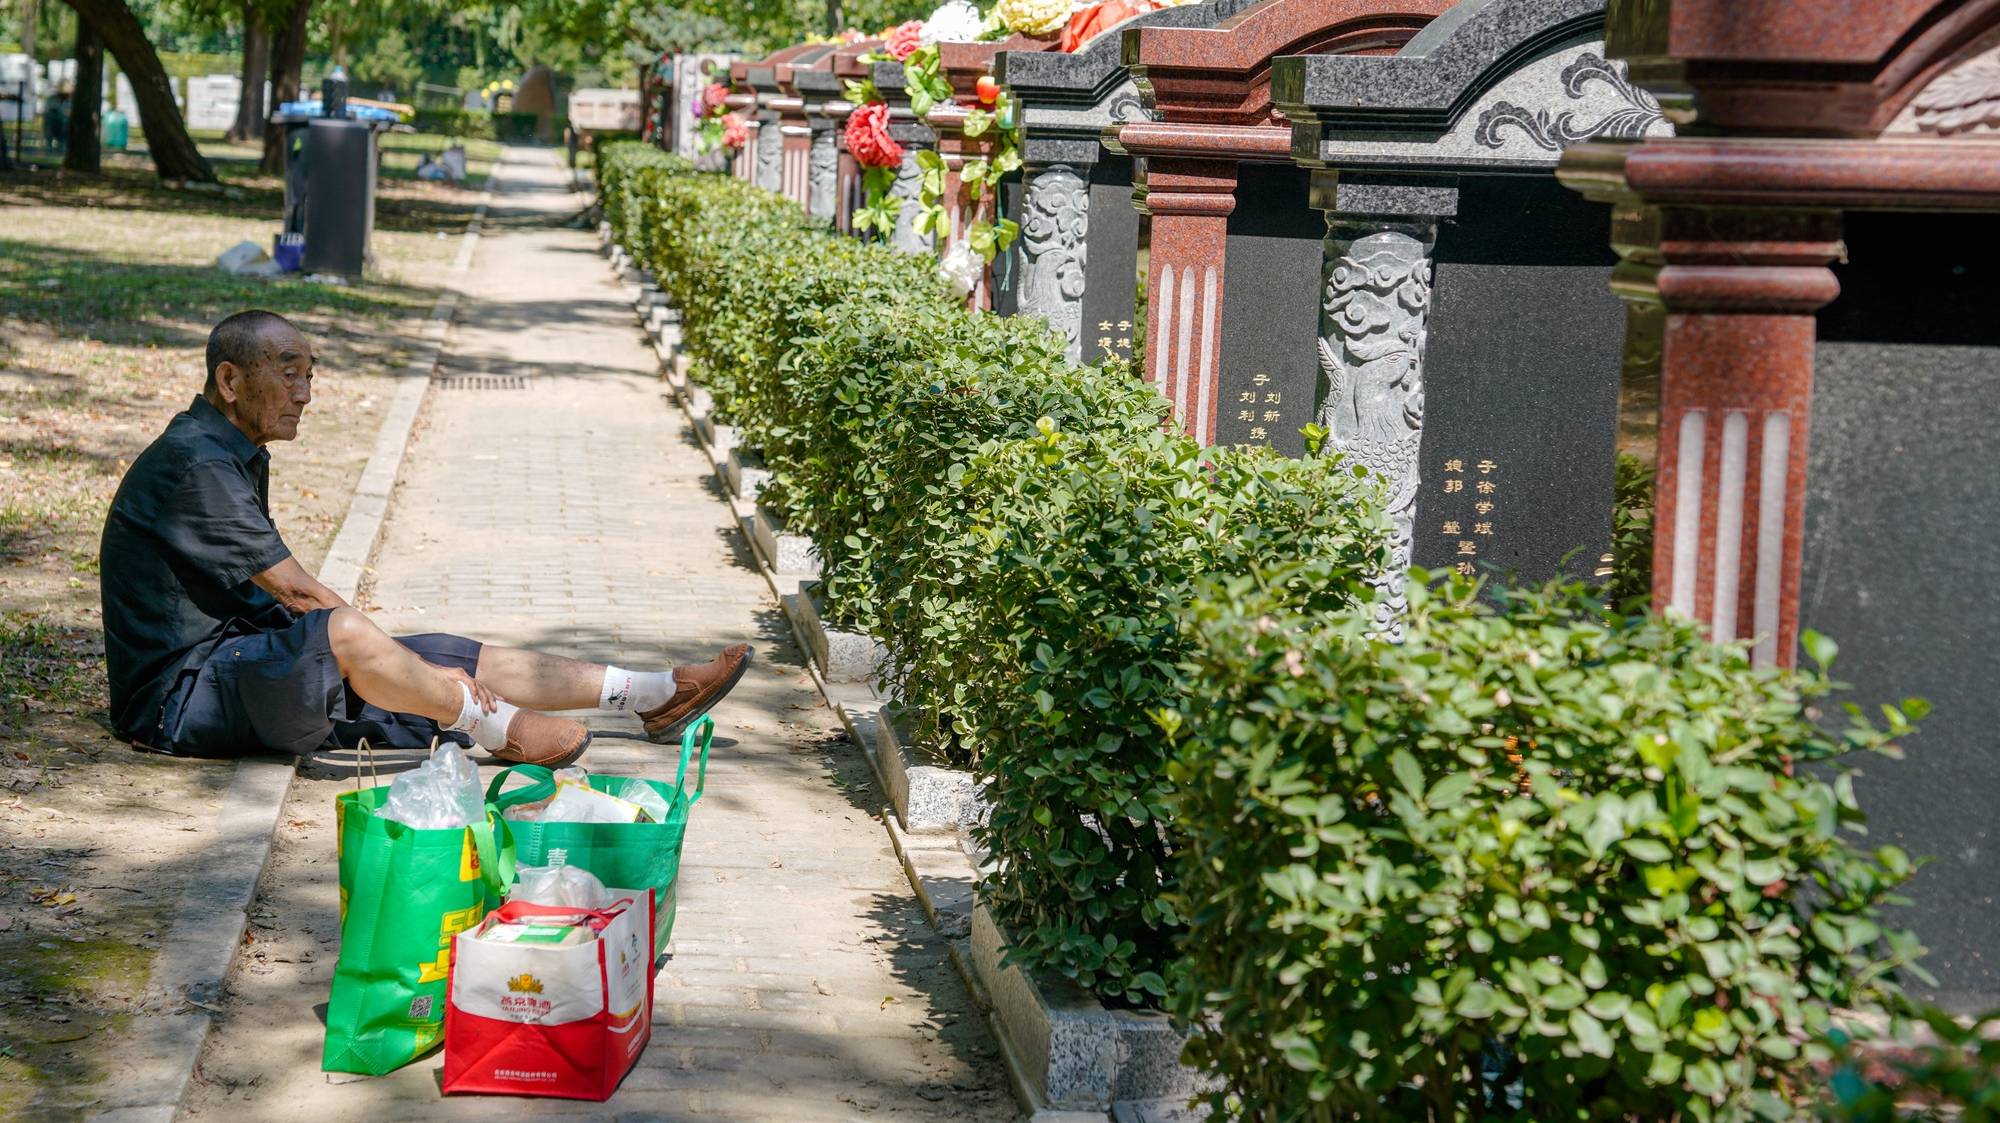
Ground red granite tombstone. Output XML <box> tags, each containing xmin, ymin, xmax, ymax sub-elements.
<box><xmin>1106</xmin><ymin>0</ymin><xmax>1451</xmax><ymax>444</ymax></box>
<box><xmin>1561</xmin><ymin>0</ymin><xmax>2000</xmax><ymax>1010</ymax></box>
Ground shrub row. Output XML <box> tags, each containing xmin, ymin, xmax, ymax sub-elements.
<box><xmin>601</xmin><ymin>142</ymin><xmax>1391</xmax><ymax>1007</ymax></box>
<box><xmin>599</xmin><ymin>142</ymin><xmax>1937</xmax><ymax>1119</ymax></box>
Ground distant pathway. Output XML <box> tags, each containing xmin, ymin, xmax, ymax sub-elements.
<box><xmin>181</xmin><ymin>146</ymin><xmax>1016</xmax><ymax>1121</ymax></box>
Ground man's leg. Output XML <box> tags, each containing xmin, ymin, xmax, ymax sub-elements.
<box><xmin>470</xmin><ymin>646</ymin><xmax>605</xmax><ymax>711</ymax></box>
<box><xmin>471</xmin><ymin>640</ymin><xmax>755</xmax><ymax>746</ymax></box>
<box><xmin>324</xmin><ymin>607</ymin><xmax>462</xmax><ymax>723</ymax></box>
<box><xmin>325</xmin><ymin>607</ymin><xmax>590</xmax><ymax>765</ymax></box>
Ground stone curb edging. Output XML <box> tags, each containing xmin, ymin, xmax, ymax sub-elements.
<box><xmin>102</xmin><ymin>162</ymin><xmax>504</xmax><ymax>1123</ymax></box>
<box><xmin>609</xmin><ymin>236</ymin><xmax>1208</xmax><ymax>1122</ymax></box>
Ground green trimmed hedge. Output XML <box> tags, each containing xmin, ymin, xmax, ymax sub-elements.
<box><xmin>599</xmin><ymin>142</ymin><xmax>1387</xmax><ymax>1005</ymax></box>
<box><xmin>599</xmin><ymin>144</ymin><xmax>1932</xmax><ymax>1113</ymax></box>
<box><xmin>1167</xmin><ymin>573</ymin><xmax>1924</xmax><ymax>1119</ymax></box>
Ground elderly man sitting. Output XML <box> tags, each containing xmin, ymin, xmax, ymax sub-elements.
<box><xmin>100</xmin><ymin>310</ymin><xmax>751</xmax><ymax>764</ymax></box>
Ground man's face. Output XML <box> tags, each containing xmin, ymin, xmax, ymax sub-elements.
<box><xmin>216</xmin><ymin>324</ymin><xmax>315</xmax><ymax>445</ymax></box>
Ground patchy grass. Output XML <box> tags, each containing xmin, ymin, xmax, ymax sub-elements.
<box><xmin>0</xmin><ymin>130</ymin><xmax>480</xmax><ymax>1118</ymax></box>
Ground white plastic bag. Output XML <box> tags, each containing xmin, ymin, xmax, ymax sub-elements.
<box><xmin>509</xmin><ymin>863</ymin><xmax>611</xmax><ymax>910</ymax></box>
<box><xmin>541</xmin><ymin>782</ymin><xmax>646</xmax><ymax>824</ymax></box>
<box><xmin>379</xmin><ymin>743</ymin><xmax>485</xmax><ymax>829</ymax></box>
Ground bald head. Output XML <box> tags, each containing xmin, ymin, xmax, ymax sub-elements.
<box><xmin>202</xmin><ymin>310</ymin><xmax>315</xmax><ymax>446</ymax></box>
<box><xmin>205</xmin><ymin>310</ymin><xmax>301</xmax><ymax>393</ymax></box>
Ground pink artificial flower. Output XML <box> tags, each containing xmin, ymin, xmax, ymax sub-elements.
<box><xmin>885</xmin><ymin>19</ymin><xmax>925</xmax><ymax>61</ymax></box>
<box><xmin>722</xmin><ymin>113</ymin><xmax>750</xmax><ymax>150</ymax></box>
<box><xmin>844</xmin><ymin>102</ymin><xmax>905</xmax><ymax>169</ymax></box>
<box><xmin>700</xmin><ymin>81</ymin><xmax>731</xmax><ymax>116</ymax></box>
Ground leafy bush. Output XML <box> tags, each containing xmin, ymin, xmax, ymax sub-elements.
<box><xmin>1608</xmin><ymin>452</ymin><xmax>1655</xmax><ymax>607</ymax></box>
<box><xmin>411</xmin><ymin>107</ymin><xmax>495</xmax><ymax>140</ymax></box>
<box><xmin>598</xmin><ymin>141</ymin><xmax>1393</xmax><ymax>1005</ymax></box>
<box><xmin>954</xmin><ymin>423</ymin><xmax>1389</xmax><ymax>1002</ymax></box>
<box><xmin>1165</xmin><ymin>575</ymin><xmax>1925</xmax><ymax>1120</ymax></box>
<box><xmin>1821</xmin><ymin>1007</ymin><xmax>2000</xmax><ymax>1122</ymax></box>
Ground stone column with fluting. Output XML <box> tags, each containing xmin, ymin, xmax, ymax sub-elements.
<box><xmin>1131</xmin><ymin>153</ymin><xmax>1238</xmax><ymax>444</ymax></box>
<box><xmin>1623</xmin><ymin>204</ymin><xmax>1841</xmax><ymax>666</ymax></box>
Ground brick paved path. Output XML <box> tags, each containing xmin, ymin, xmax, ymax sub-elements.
<box><xmin>182</xmin><ymin>147</ymin><xmax>1016</xmax><ymax>1121</ymax></box>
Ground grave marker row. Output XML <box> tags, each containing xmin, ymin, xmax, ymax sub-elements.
<box><xmin>652</xmin><ymin>0</ymin><xmax>2000</xmax><ymax>1005</ymax></box>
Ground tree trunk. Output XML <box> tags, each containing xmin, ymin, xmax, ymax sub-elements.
<box><xmin>226</xmin><ymin>1</ymin><xmax>269</xmax><ymax>144</ymax></box>
<box><xmin>259</xmin><ymin>0</ymin><xmax>310</xmax><ymax>174</ymax></box>
<box><xmin>64</xmin><ymin>17</ymin><xmax>102</xmax><ymax>172</ymax></box>
<box><xmin>60</xmin><ymin>0</ymin><xmax>215</xmax><ymax>182</ymax></box>
<box><xmin>825</xmin><ymin>0</ymin><xmax>844</xmax><ymax>36</ymax></box>
<box><xmin>23</xmin><ymin>0</ymin><xmax>41</xmax><ymax>128</ymax></box>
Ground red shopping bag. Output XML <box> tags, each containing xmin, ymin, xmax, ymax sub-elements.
<box><xmin>441</xmin><ymin>898</ymin><xmax>652</xmax><ymax>1100</ymax></box>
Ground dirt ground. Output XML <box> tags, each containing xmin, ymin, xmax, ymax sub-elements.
<box><xmin>0</xmin><ymin>148</ymin><xmax>480</xmax><ymax>1119</ymax></box>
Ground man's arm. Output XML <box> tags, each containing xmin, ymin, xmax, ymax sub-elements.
<box><xmin>253</xmin><ymin>556</ymin><xmax>350</xmax><ymax>614</ymax></box>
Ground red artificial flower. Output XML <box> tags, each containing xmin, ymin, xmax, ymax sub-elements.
<box><xmin>700</xmin><ymin>81</ymin><xmax>731</xmax><ymax>116</ymax></box>
<box><xmin>722</xmin><ymin>113</ymin><xmax>750</xmax><ymax>150</ymax></box>
<box><xmin>885</xmin><ymin>19</ymin><xmax>925</xmax><ymax>61</ymax></box>
<box><xmin>1061</xmin><ymin>0</ymin><xmax>1157</xmax><ymax>53</ymax></box>
<box><xmin>844</xmin><ymin>101</ymin><xmax>905</xmax><ymax>169</ymax></box>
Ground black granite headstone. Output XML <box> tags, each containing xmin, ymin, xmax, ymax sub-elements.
<box><xmin>1408</xmin><ymin>174</ymin><xmax>1622</xmax><ymax>583</ymax></box>
<box><xmin>1804</xmin><ymin>208</ymin><xmax>2000</xmax><ymax>1013</ymax></box>
<box><xmin>1213</xmin><ymin>163</ymin><xmax>1322</xmax><ymax>457</ymax></box>
<box><xmin>1078</xmin><ymin>155</ymin><xmax>1142</xmax><ymax>365</ymax></box>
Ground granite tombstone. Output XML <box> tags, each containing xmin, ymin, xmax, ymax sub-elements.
<box><xmin>1560</xmin><ymin>0</ymin><xmax>2000</xmax><ymax>1011</ymax></box>
<box><xmin>1108</xmin><ymin>0</ymin><xmax>1451</xmax><ymax>452</ymax></box>
<box><xmin>1274</xmin><ymin>0</ymin><xmax>1670</xmax><ymax>618</ymax></box>
<box><xmin>996</xmin><ymin>0</ymin><xmax>1264</xmax><ymax>364</ymax></box>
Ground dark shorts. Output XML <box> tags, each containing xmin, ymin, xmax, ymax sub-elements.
<box><xmin>152</xmin><ymin>609</ymin><xmax>482</xmax><ymax>758</ymax></box>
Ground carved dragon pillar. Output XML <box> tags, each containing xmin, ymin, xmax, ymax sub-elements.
<box><xmin>808</xmin><ymin>124</ymin><xmax>839</xmax><ymax>222</ymax></box>
<box><xmin>889</xmin><ymin>146</ymin><xmax>936</xmax><ymax>255</ymax></box>
<box><xmin>1016</xmin><ymin>162</ymin><xmax>1091</xmax><ymax>364</ymax></box>
<box><xmin>1318</xmin><ymin>215</ymin><xmax>1439</xmax><ymax>634</ymax></box>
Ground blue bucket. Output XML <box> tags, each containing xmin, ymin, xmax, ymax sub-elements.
<box><xmin>273</xmin><ymin>233</ymin><xmax>304</xmax><ymax>274</ymax></box>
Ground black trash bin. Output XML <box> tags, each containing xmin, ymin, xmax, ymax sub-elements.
<box><xmin>274</xmin><ymin>80</ymin><xmax>388</xmax><ymax>279</ymax></box>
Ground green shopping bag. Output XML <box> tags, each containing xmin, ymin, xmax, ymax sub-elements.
<box><xmin>484</xmin><ymin>715</ymin><xmax>713</xmax><ymax>959</ymax></box>
<box><xmin>320</xmin><ymin>787</ymin><xmax>512</xmax><ymax>1075</ymax></box>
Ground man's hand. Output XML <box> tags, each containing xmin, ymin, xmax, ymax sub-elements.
<box><xmin>251</xmin><ymin>556</ymin><xmax>349</xmax><ymax>614</ymax></box>
<box><xmin>435</xmin><ymin>664</ymin><xmax>500</xmax><ymax>714</ymax></box>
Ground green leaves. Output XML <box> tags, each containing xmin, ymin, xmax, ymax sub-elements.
<box><xmin>1163</xmin><ymin>569</ymin><xmax>1927</xmax><ymax>1120</ymax></box>
<box><xmin>599</xmin><ymin>140</ymin><xmax>1931</xmax><ymax>1123</ymax></box>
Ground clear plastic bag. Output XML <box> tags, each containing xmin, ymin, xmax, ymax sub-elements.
<box><xmin>509</xmin><ymin>863</ymin><xmax>610</xmax><ymax>910</ymax></box>
<box><xmin>602</xmin><ymin>776</ymin><xmax>669</xmax><ymax>825</ymax></box>
<box><xmin>378</xmin><ymin>743</ymin><xmax>486</xmax><ymax>829</ymax></box>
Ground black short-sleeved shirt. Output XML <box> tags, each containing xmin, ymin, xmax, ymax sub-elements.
<box><xmin>100</xmin><ymin>396</ymin><xmax>297</xmax><ymax>743</ymax></box>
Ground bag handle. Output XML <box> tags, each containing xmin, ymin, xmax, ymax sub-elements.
<box><xmin>675</xmin><ymin>714</ymin><xmax>714</xmax><ymax>805</ymax></box>
<box><xmin>484</xmin><ymin>762</ymin><xmax>567</xmax><ymax>810</ymax></box>
<box><xmin>470</xmin><ymin>810</ymin><xmax>514</xmax><ymax>898</ymax></box>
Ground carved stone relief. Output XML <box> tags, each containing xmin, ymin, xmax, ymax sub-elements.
<box><xmin>755</xmin><ymin>119</ymin><xmax>784</xmax><ymax>189</ymax></box>
<box><xmin>1897</xmin><ymin>45</ymin><xmax>2000</xmax><ymax>135</ymax></box>
<box><xmin>1017</xmin><ymin>164</ymin><xmax>1091</xmax><ymax>363</ymax></box>
<box><xmin>890</xmin><ymin>147</ymin><xmax>935</xmax><ymax>255</ymax></box>
<box><xmin>1474</xmin><ymin>52</ymin><xmax>1663</xmax><ymax>151</ymax></box>
<box><xmin>809</xmin><ymin>127</ymin><xmax>839</xmax><ymax>220</ymax></box>
<box><xmin>1317</xmin><ymin>222</ymin><xmax>1437</xmax><ymax>634</ymax></box>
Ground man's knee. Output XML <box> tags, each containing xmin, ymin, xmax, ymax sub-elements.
<box><xmin>323</xmin><ymin>606</ymin><xmax>376</xmax><ymax>662</ymax></box>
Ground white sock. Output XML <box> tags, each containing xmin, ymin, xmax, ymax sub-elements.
<box><xmin>600</xmin><ymin>665</ymin><xmax>675</xmax><ymax>712</ymax></box>
<box><xmin>447</xmin><ymin>683</ymin><xmax>519</xmax><ymax>753</ymax></box>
